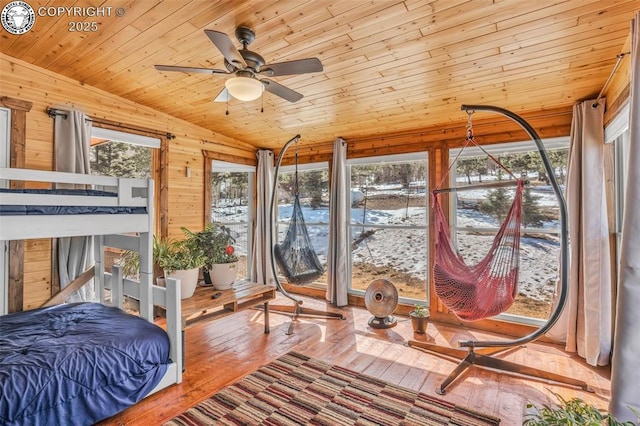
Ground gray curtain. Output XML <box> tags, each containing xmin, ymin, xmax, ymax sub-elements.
<box><xmin>54</xmin><ymin>110</ymin><xmax>94</xmax><ymax>302</ymax></box>
<box><xmin>609</xmin><ymin>12</ymin><xmax>640</xmax><ymax>421</ymax></box>
<box><xmin>251</xmin><ymin>150</ymin><xmax>276</xmax><ymax>285</ymax></box>
<box><xmin>547</xmin><ymin>98</ymin><xmax>612</xmax><ymax>366</ymax></box>
<box><xmin>326</xmin><ymin>138</ymin><xmax>348</xmax><ymax>306</ymax></box>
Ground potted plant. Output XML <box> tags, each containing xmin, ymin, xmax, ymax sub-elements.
<box><xmin>182</xmin><ymin>223</ymin><xmax>239</xmax><ymax>290</ymax></box>
<box><xmin>410</xmin><ymin>304</ymin><xmax>430</xmax><ymax>334</ymax></box>
<box><xmin>524</xmin><ymin>392</ymin><xmax>638</xmax><ymax>425</ymax></box>
<box><xmin>155</xmin><ymin>235</ymin><xmax>206</xmax><ymax>299</ymax></box>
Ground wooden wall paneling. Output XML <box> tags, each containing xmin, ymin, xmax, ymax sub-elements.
<box><xmin>429</xmin><ymin>147</ymin><xmax>446</xmax><ymax>320</ymax></box>
<box><xmin>276</xmin><ymin>106</ymin><xmax>573</xmax><ymax>166</ymax></box>
<box><xmin>159</xmin><ymin>137</ymin><xmax>169</xmax><ymax>239</ymax></box>
<box><xmin>0</xmin><ymin>55</ymin><xmax>254</xmax><ymax>309</ymax></box>
<box><xmin>1</xmin><ymin>96</ymin><xmax>32</xmax><ymax>313</ymax></box>
<box><xmin>203</xmin><ymin>152</ymin><xmax>213</xmax><ymax>226</ymax></box>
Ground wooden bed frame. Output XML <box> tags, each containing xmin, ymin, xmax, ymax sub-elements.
<box><xmin>0</xmin><ymin>167</ymin><xmax>182</xmax><ymax>394</ymax></box>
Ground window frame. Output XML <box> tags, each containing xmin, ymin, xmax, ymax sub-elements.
<box><xmin>605</xmin><ymin>100</ymin><xmax>630</xmax><ymax>272</ymax></box>
<box><xmin>210</xmin><ymin>160</ymin><xmax>256</xmax><ymax>282</ymax></box>
<box><xmin>447</xmin><ymin>136</ymin><xmax>570</xmax><ymax>326</ymax></box>
<box><xmin>346</xmin><ymin>151</ymin><xmax>430</xmax><ymax>304</ymax></box>
<box><xmin>0</xmin><ymin>106</ymin><xmax>10</xmax><ymax>315</ymax></box>
<box><xmin>276</xmin><ymin>161</ymin><xmax>330</xmax><ymax>287</ymax></box>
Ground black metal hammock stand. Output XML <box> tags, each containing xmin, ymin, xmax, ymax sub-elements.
<box><xmin>408</xmin><ymin>104</ymin><xmax>593</xmax><ymax>395</ymax></box>
<box><xmin>268</xmin><ymin>135</ymin><xmax>345</xmax><ymax>335</ymax></box>
<box><xmin>273</xmin><ymin>145</ymin><xmax>324</xmax><ymax>285</ymax></box>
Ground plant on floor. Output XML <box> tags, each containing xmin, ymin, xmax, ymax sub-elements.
<box><xmin>409</xmin><ymin>304</ymin><xmax>429</xmax><ymax>334</ymax></box>
<box><xmin>411</xmin><ymin>304</ymin><xmax>429</xmax><ymax>317</ymax></box>
<box><xmin>524</xmin><ymin>392</ymin><xmax>637</xmax><ymax>425</ymax></box>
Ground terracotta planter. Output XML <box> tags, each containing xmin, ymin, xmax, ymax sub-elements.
<box><xmin>208</xmin><ymin>262</ymin><xmax>238</xmax><ymax>290</ymax></box>
<box><xmin>410</xmin><ymin>312</ymin><xmax>429</xmax><ymax>334</ymax></box>
<box><xmin>166</xmin><ymin>267</ymin><xmax>199</xmax><ymax>299</ymax></box>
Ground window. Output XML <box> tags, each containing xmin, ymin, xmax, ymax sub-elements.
<box><xmin>348</xmin><ymin>153</ymin><xmax>429</xmax><ymax>302</ymax></box>
<box><xmin>0</xmin><ymin>107</ymin><xmax>10</xmax><ymax>314</ymax></box>
<box><xmin>606</xmin><ymin>101</ymin><xmax>630</xmax><ymax>265</ymax></box>
<box><xmin>448</xmin><ymin>137</ymin><xmax>569</xmax><ymax>323</ymax></box>
<box><xmin>90</xmin><ymin>127</ymin><xmax>158</xmax><ymax>179</ymax></box>
<box><xmin>211</xmin><ymin>161</ymin><xmax>255</xmax><ymax>281</ymax></box>
<box><xmin>89</xmin><ymin>127</ymin><xmax>160</xmax><ymax>275</ymax></box>
<box><xmin>276</xmin><ymin>162</ymin><xmax>329</xmax><ymax>286</ymax></box>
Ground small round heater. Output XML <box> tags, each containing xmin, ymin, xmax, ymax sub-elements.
<box><xmin>364</xmin><ymin>279</ymin><xmax>399</xmax><ymax>329</ymax></box>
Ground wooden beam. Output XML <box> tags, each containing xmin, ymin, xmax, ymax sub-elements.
<box><xmin>3</xmin><ymin>96</ymin><xmax>32</xmax><ymax>313</ymax></box>
<box><xmin>41</xmin><ymin>266</ymin><xmax>95</xmax><ymax>308</ymax></box>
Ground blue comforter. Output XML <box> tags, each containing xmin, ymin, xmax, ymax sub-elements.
<box><xmin>0</xmin><ymin>188</ymin><xmax>147</xmax><ymax>215</ymax></box>
<box><xmin>0</xmin><ymin>303</ymin><xmax>170</xmax><ymax>425</ymax></box>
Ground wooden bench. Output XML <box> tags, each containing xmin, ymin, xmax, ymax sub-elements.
<box><xmin>181</xmin><ymin>281</ymin><xmax>276</xmax><ymax>333</ymax></box>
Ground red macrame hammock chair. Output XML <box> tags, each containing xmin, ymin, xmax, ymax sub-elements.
<box><xmin>409</xmin><ymin>104</ymin><xmax>589</xmax><ymax>397</ymax></box>
<box><xmin>433</xmin><ymin>132</ymin><xmax>524</xmax><ymax>322</ymax></box>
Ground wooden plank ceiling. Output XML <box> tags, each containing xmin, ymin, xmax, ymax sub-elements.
<box><xmin>1</xmin><ymin>0</ymin><xmax>636</xmax><ymax>150</ymax></box>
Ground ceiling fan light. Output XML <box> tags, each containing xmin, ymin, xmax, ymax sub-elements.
<box><xmin>225</xmin><ymin>76</ymin><xmax>264</xmax><ymax>101</ymax></box>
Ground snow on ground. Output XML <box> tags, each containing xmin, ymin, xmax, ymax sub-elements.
<box><xmin>214</xmin><ymin>182</ymin><xmax>562</xmax><ymax>302</ymax></box>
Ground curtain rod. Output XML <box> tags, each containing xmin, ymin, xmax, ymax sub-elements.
<box><xmin>46</xmin><ymin>107</ymin><xmax>175</xmax><ymax>140</ymax></box>
<box><xmin>593</xmin><ymin>51</ymin><xmax>631</xmax><ymax>108</ymax></box>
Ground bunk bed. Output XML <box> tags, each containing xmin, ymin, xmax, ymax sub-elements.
<box><xmin>0</xmin><ymin>167</ymin><xmax>182</xmax><ymax>425</ymax></box>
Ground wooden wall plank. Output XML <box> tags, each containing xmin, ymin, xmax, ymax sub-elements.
<box><xmin>1</xmin><ymin>54</ymin><xmax>253</xmax><ymax>309</ymax></box>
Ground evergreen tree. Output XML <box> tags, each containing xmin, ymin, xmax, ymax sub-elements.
<box><xmin>548</xmin><ymin>149</ymin><xmax>568</xmax><ymax>185</ymax></box>
<box><xmin>456</xmin><ymin>158</ymin><xmax>478</xmax><ymax>184</ymax></box>
<box><xmin>479</xmin><ymin>187</ymin><xmax>511</xmax><ymax>223</ymax></box>
<box><xmin>301</xmin><ymin>170</ymin><xmax>326</xmax><ymax>209</ymax></box>
<box><xmin>522</xmin><ymin>187</ymin><xmax>545</xmax><ymax>227</ymax></box>
<box><xmin>90</xmin><ymin>141</ymin><xmax>150</xmax><ymax>178</ymax></box>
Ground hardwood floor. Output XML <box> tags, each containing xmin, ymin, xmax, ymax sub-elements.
<box><xmin>103</xmin><ymin>294</ymin><xmax>611</xmax><ymax>425</ymax></box>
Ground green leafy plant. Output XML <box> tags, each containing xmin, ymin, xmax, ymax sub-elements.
<box><xmin>118</xmin><ymin>236</ymin><xmax>165</xmax><ymax>279</ymax></box>
<box><xmin>411</xmin><ymin>304</ymin><xmax>429</xmax><ymax>318</ymax></box>
<box><xmin>181</xmin><ymin>223</ymin><xmax>239</xmax><ymax>267</ymax></box>
<box><xmin>154</xmin><ymin>235</ymin><xmax>206</xmax><ymax>274</ymax></box>
<box><xmin>524</xmin><ymin>392</ymin><xmax>637</xmax><ymax>425</ymax></box>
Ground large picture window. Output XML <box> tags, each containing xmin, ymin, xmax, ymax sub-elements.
<box><xmin>448</xmin><ymin>138</ymin><xmax>569</xmax><ymax>323</ymax></box>
<box><xmin>348</xmin><ymin>153</ymin><xmax>429</xmax><ymax>302</ymax></box>
<box><xmin>276</xmin><ymin>162</ymin><xmax>329</xmax><ymax>287</ymax></box>
<box><xmin>211</xmin><ymin>161</ymin><xmax>255</xmax><ymax>281</ymax></box>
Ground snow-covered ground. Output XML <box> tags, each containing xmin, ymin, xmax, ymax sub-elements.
<box><xmin>214</xmin><ymin>183</ymin><xmax>561</xmax><ymax>302</ymax></box>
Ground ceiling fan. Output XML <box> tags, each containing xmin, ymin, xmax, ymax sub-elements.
<box><xmin>154</xmin><ymin>26</ymin><xmax>323</xmax><ymax>103</ymax></box>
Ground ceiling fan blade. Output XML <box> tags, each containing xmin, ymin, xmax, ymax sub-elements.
<box><xmin>213</xmin><ymin>87</ymin><xmax>231</xmax><ymax>103</ymax></box>
<box><xmin>154</xmin><ymin>65</ymin><xmax>229</xmax><ymax>75</ymax></box>
<box><xmin>261</xmin><ymin>57</ymin><xmax>323</xmax><ymax>77</ymax></box>
<box><xmin>204</xmin><ymin>29</ymin><xmax>246</xmax><ymax>69</ymax></box>
<box><xmin>262</xmin><ymin>79</ymin><xmax>303</xmax><ymax>103</ymax></box>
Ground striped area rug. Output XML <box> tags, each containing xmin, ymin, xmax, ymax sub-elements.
<box><xmin>165</xmin><ymin>351</ymin><xmax>500</xmax><ymax>425</ymax></box>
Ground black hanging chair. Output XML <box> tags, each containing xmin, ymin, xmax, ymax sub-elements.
<box><xmin>267</xmin><ymin>135</ymin><xmax>345</xmax><ymax>335</ymax></box>
<box><xmin>274</xmin><ymin>192</ymin><xmax>324</xmax><ymax>285</ymax></box>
